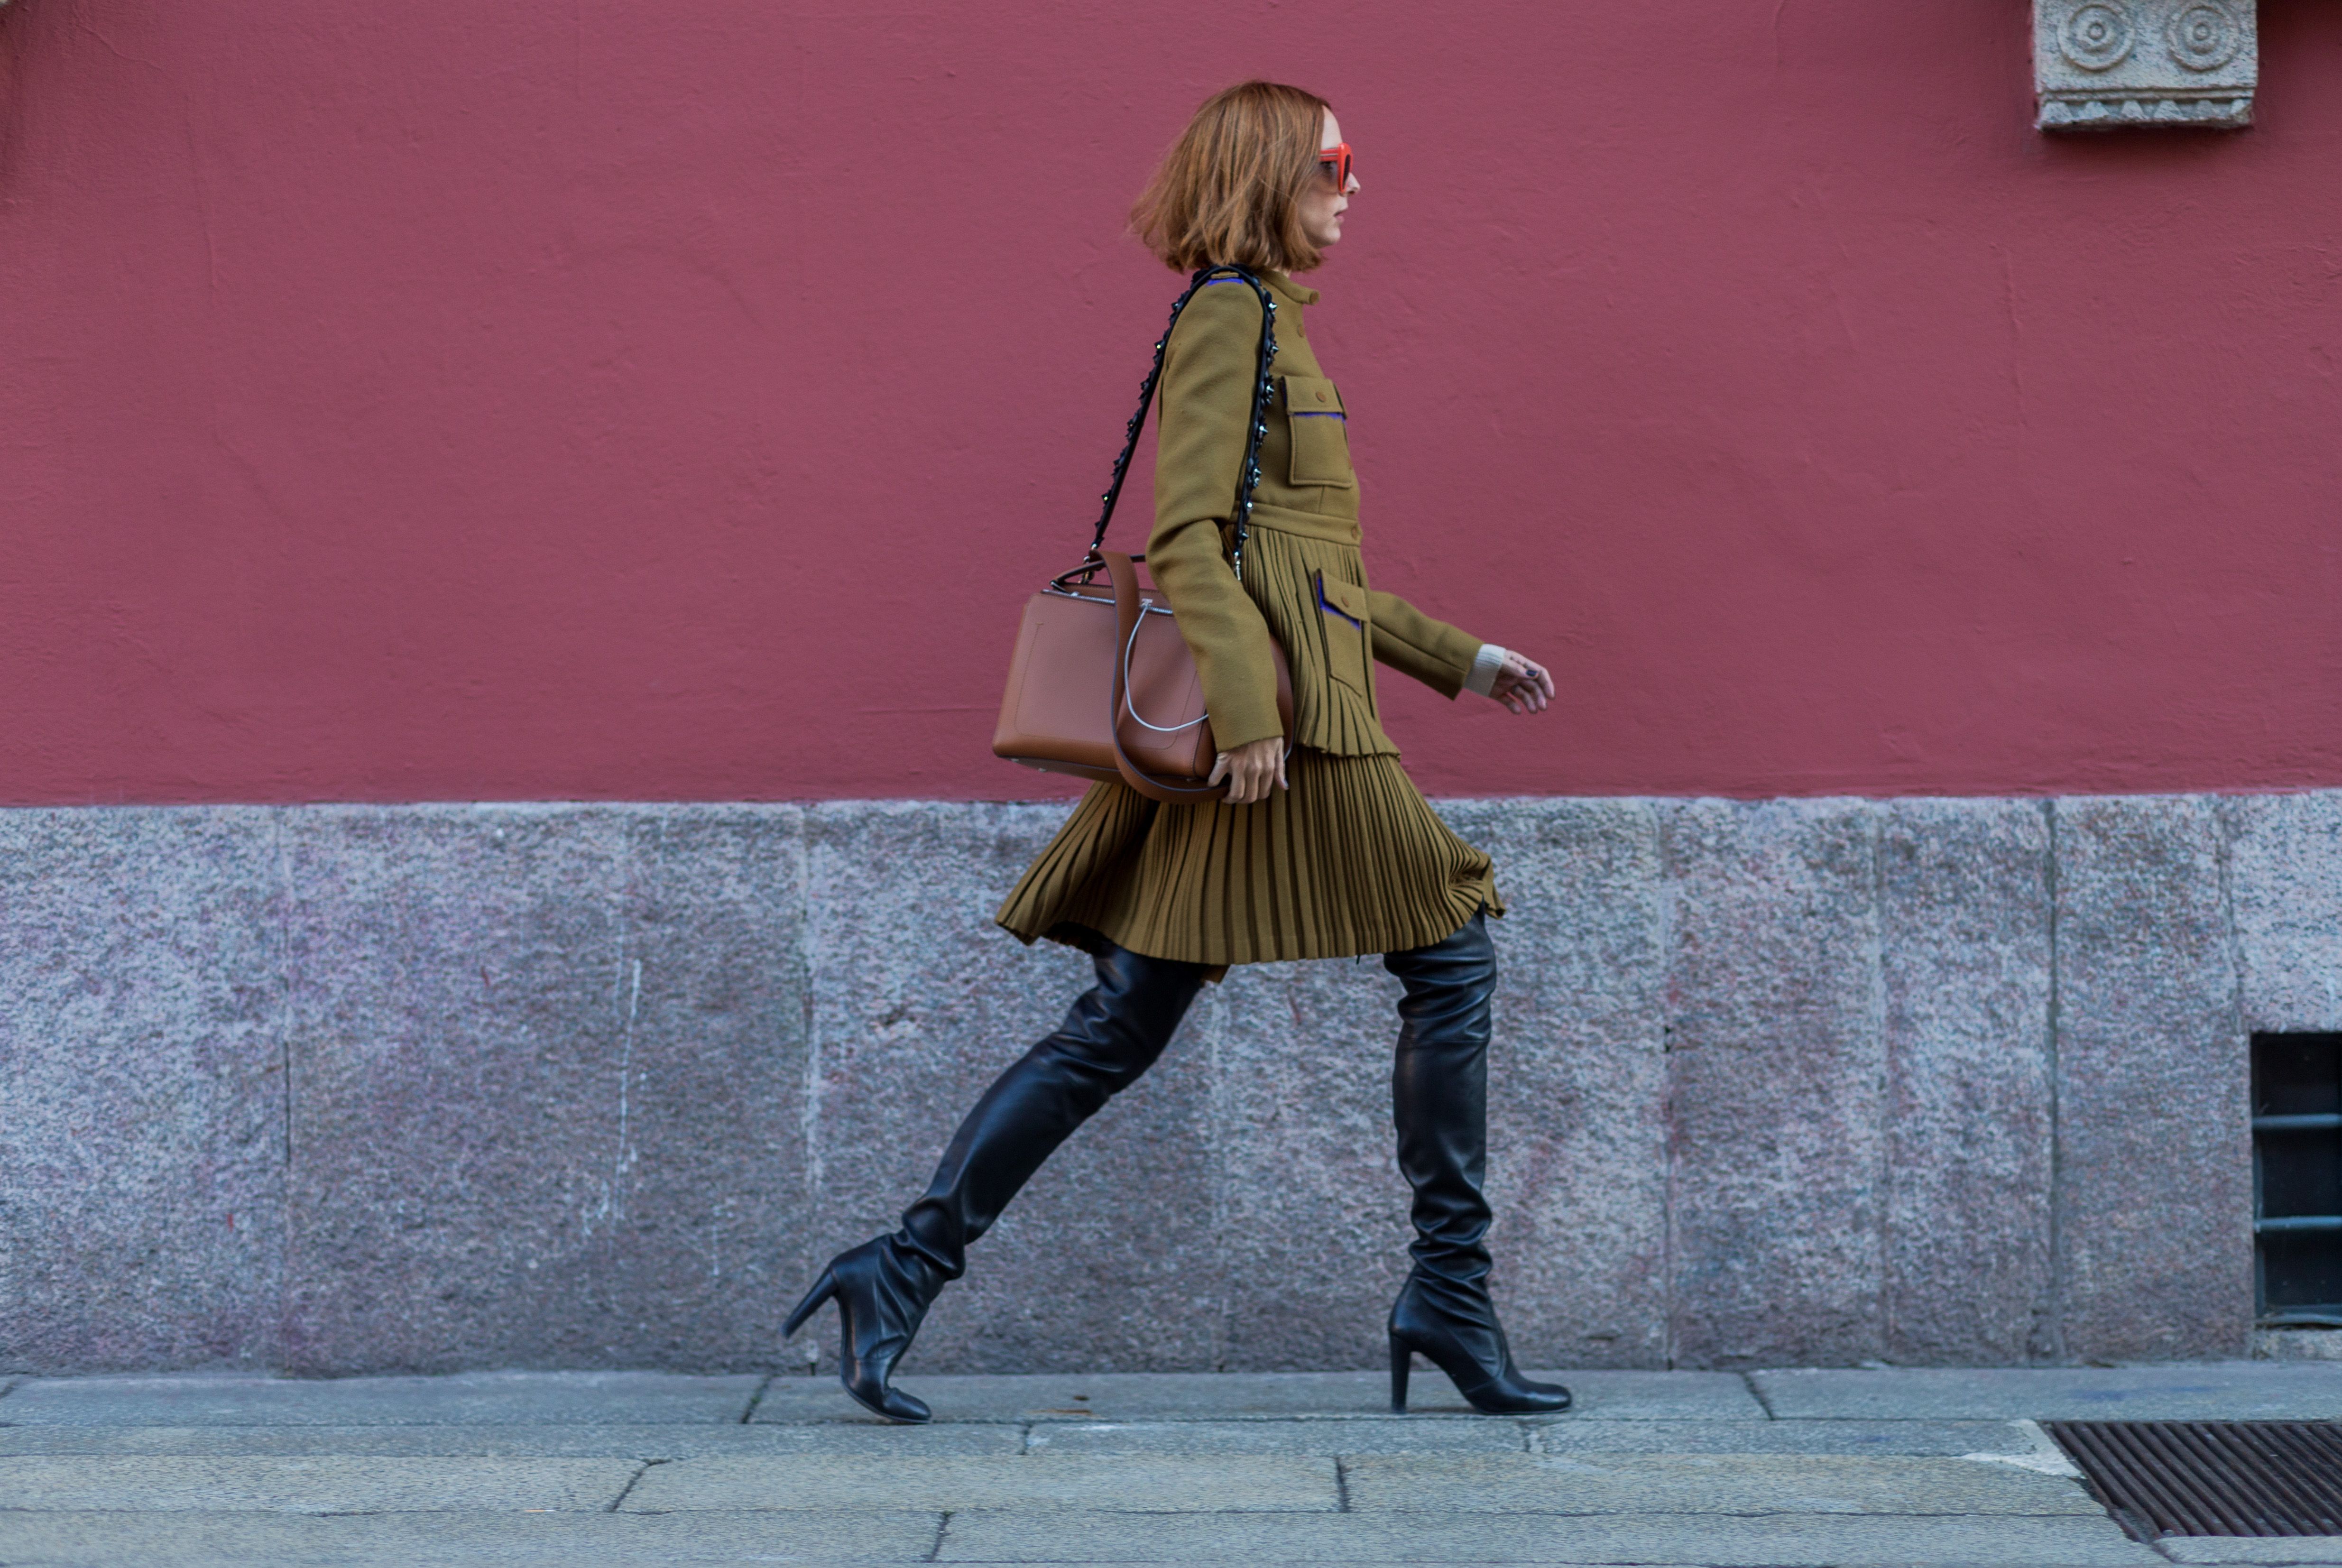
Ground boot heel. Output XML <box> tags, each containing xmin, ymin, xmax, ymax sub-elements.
<box><xmin>1389</xmin><ymin>1334</ymin><xmax>1412</xmax><ymax>1413</ymax></box>
<box><xmin>780</xmin><ymin>1268</ymin><xmax>836</xmax><ymax>1340</ymax></box>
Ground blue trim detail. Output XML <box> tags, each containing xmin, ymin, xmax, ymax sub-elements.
<box><xmin>1289</xmin><ymin>410</ymin><xmax>1345</xmax><ymax>419</ymax></box>
<box><xmin>1318</xmin><ymin>578</ymin><xmax>1364</xmax><ymax>628</ymax></box>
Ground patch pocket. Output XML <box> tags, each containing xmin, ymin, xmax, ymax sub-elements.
<box><xmin>1282</xmin><ymin>375</ymin><xmax>1354</xmax><ymax>488</ymax></box>
<box><xmin>1315</xmin><ymin>570</ymin><xmax>1372</xmax><ymax>695</ymax></box>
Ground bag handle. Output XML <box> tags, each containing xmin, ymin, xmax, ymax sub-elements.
<box><xmin>1081</xmin><ymin>266</ymin><xmax>1281</xmax><ymax>584</ymax></box>
<box><xmin>1101</xmin><ymin>549</ymin><xmax>1295</xmax><ymax>804</ymax></box>
<box><xmin>1101</xmin><ymin>549</ymin><xmax>1240</xmax><ymax>803</ymax></box>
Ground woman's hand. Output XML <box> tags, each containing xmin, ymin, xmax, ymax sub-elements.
<box><xmin>1209</xmin><ymin>736</ymin><xmax>1288</xmax><ymax>806</ymax></box>
<box><xmin>1489</xmin><ymin>652</ymin><xmax>1555</xmax><ymax>715</ymax></box>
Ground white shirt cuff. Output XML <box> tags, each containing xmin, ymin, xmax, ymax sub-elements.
<box><xmin>1465</xmin><ymin>642</ymin><xmax>1507</xmax><ymax>698</ymax></box>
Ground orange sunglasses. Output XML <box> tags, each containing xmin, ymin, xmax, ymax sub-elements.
<box><xmin>1318</xmin><ymin>141</ymin><xmax>1354</xmax><ymax>188</ymax></box>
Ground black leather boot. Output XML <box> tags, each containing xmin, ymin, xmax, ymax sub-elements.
<box><xmin>780</xmin><ymin>1235</ymin><xmax>948</xmax><ymax>1423</ymax></box>
<box><xmin>784</xmin><ymin>940</ymin><xmax>1206</xmax><ymax>1423</ymax></box>
<box><xmin>1382</xmin><ymin>911</ymin><xmax>1571</xmax><ymax>1416</ymax></box>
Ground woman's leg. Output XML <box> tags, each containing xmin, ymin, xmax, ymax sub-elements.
<box><xmin>784</xmin><ymin>940</ymin><xmax>1207</xmax><ymax>1422</ymax></box>
<box><xmin>1382</xmin><ymin>909</ymin><xmax>1570</xmax><ymax>1414</ymax></box>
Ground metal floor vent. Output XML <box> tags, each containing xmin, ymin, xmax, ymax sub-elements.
<box><xmin>2046</xmin><ymin>1421</ymin><xmax>2342</xmax><ymax>1541</ymax></box>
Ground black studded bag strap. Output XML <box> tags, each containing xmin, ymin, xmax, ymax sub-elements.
<box><xmin>1083</xmin><ymin>265</ymin><xmax>1281</xmax><ymax>582</ymax></box>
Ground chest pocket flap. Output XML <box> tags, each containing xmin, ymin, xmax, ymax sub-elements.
<box><xmin>1319</xmin><ymin>574</ymin><xmax>1370</xmax><ymax>626</ymax></box>
<box><xmin>1281</xmin><ymin>375</ymin><xmax>1353</xmax><ymax>489</ymax></box>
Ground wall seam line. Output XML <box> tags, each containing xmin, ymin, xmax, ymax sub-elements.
<box><xmin>799</xmin><ymin>805</ymin><xmax>822</xmax><ymax>1374</ymax></box>
<box><xmin>1208</xmin><ymin>978</ymin><xmax>1234</xmax><ymax>1373</ymax></box>
<box><xmin>1869</xmin><ymin>802</ymin><xmax>1893</xmax><ymax>1363</ymax></box>
<box><xmin>274</xmin><ymin>805</ymin><xmax>296</xmax><ymax>1374</ymax></box>
<box><xmin>1654</xmin><ymin>798</ymin><xmax>1681</xmax><ymax>1372</ymax></box>
<box><xmin>604</xmin><ymin>815</ymin><xmax>641</xmax><ymax>1242</ymax></box>
<box><xmin>2210</xmin><ymin>794</ymin><xmax>2253</xmax><ymax>1356</ymax></box>
<box><xmin>2211</xmin><ymin>794</ymin><xmax>2250</xmax><ymax>1036</ymax></box>
<box><xmin>2041</xmin><ymin>798</ymin><xmax>2065</xmax><ymax>1366</ymax></box>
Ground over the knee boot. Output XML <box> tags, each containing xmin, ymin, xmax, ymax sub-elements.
<box><xmin>783</xmin><ymin>941</ymin><xmax>1206</xmax><ymax>1422</ymax></box>
<box><xmin>1382</xmin><ymin>911</ymin><xmax>1570</xmax><ymax>1415</ymax></box>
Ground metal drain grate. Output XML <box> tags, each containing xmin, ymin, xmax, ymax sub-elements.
<box><xmin>2046</xmin><ymin>1421</ymin><xmax>2342</xmax><ymax>1540</ymax></box>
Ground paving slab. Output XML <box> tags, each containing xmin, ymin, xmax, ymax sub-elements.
<box><xmin>1019</xmin><ymin>1416</ymin><xmax>2050</xmax><ymax>1459</ymax></box>
<box><xmin>0</xmin><ymin>1370</ymin><xmax>765</xmax><ymax>1426</ymax></box>
<box><xmin>0</xmin><ymin>1454</ymin><xmax>637</xmax><ymax>1512</ymax></box>
<box><xmin>0</xmin><ymin>1509</ymin><xmax>941</xmax><ymax>1567</ymax></box>
<box><xmin>1028</xmin><ymin>1418</ymin><xmax>1531</xmax><ymax>1455</ymax></box>
<box><xmin>623</xmin><ymin>1452</ymin><xmax>1338</xmax><ymax>1512</ymax></box>
<box><xmin>1749</xmin><ymin>1365</ymin><xmax>2342</xmax><ymax>1420</ymax></box>
<box><xmin>753</xmin><ymin>1369</ymin><xmax>1761</xmax><ymax>1424</ymax></box>
<box><xmin>0</xmin><ymin>1421</ymin><xmax>1021</xmax><ymax>1457</ymax></box>
<box><xmin>1519</xmin><ymin>1370</ymin><xmax>1768</xmax><ymax>1420</ymax></box>
<box><xmin>935</xmin><ymin>1509</ymin><xmax>2163</xmax><ymax>1564</ymax></box>
<box><xmin>2159</xmin><ymin>1540</ymin><xmax>2342</xmax><ymax>1566</ymax></box>
<box><xmin>1338</xmin><ymin>1451</ymin><xmax>2098</xmax><ymax>1514</ymax></box>
<box><xmin>1529</xmin><ymin>1417</ymin><xmax>2040</xmax><ymax>1456</ymax></box>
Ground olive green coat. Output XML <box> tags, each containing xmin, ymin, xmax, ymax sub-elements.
<box><xmin>994</xmin><ymin>268</ymin><xmax>1503</xmax><ymax>970</ymax></box>
<box><xmin>1146</xmin><ymin>269</ymin><xmax>1487</xmax><ymax>752</ymax></box>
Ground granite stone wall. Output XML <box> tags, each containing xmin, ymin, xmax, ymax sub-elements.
<box><xmin>4</xmin><ymin>793</ymin><xmax>2332</xmax><ymax>1376</ymax></box>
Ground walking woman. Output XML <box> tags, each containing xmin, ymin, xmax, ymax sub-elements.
<box><xmin>784</xmin><ymin>80</ymin><xmax>1563</xmax><ymax>1423</ymax></box>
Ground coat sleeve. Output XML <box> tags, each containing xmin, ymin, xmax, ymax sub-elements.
<box><xmin>1145</xmin><ymin>284</ymin><xmax>1286</xmax><ymax>753</ymax></box>
<box><xmin>1366</xmin><ymin>588</ymin><xmax>1484</xmax><ymax>701</ymax></box>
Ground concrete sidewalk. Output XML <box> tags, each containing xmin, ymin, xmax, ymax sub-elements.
<box><xmin>0</xmin><ymin>1364</ymin><xmax>2336</xmax><ymax>1566</ymax></box>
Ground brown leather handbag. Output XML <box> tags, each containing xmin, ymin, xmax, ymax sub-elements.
<box><xmin>993</xmin><ymin>267</ymin><xmax>1293</xmax><ymax>803</ymax></box>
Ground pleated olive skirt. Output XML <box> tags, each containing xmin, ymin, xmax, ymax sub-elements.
<box><xmin>996</xmin><ymin>747</ymin><xmax>1501</xmax><ymax>975</ymax></box>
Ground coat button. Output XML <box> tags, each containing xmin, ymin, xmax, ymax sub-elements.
<box><xmin>1315</xmin><ymin>390</ymin><xmax>1328</xmax><ymax>403</ymax></box>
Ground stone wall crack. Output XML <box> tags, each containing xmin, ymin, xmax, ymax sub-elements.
<box><xmin>606</xmin><ymin>1457</ymin><xmax>661</xmax><ymax>1512</ymax></box>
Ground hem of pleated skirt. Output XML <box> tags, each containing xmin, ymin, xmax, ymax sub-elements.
<box><xmin>1086</xmin><ymin>875</ymin><xmax>1501</xmax><ymax>971</ymax></box>
<box><xmin>991</xmin><ymin>747</ymin><xmax>1506</xmax><ymax>976</ymax></box>
<box><xmin>996</xmin><ymin>880</ymin><xmax>1503</xmax><ymax>978</ymax></box>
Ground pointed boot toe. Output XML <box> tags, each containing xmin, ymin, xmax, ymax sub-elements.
<box><xmin>841</xmin><ymin>1374</ymin><xmax>931</xmax><ymax>1425</ymax></box>
<box><xmin>1389</xmin><ymin>1273</ymin><xmax>1572</xmax><ymax>1417</ymax></box>
<box><xmin>1452</xmin><ymin>1366</ymin><xmax>1571</xmax><ymax>1415</ymax></box>
<box><xmin>783</xmin><ymin>1236</ymin><xmax>946</xmax><ymax>1425</ymax></box>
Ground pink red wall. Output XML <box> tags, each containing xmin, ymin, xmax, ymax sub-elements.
<box><xmin>3</xmin><ymin>2</ymin><xmax>2338</xmax><ymax>804</ymax></box>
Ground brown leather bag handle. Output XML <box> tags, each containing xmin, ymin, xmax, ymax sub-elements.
<box><xmin>1102</xmin><ymin>550</ymin><xmax>1234</xmax><ymax>804</ymax></box>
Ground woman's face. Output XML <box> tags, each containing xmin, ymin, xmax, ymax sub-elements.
<box><xmin>1296</xmin><ymin>109</ymin><xmax>1357</xmax><ymax>253</ymax></box>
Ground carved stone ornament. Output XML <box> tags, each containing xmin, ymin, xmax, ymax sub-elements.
<box><xmin>2034</xmin><ymin>0</ymin><xmax>2257</xmax><ymax>130</ymax></box>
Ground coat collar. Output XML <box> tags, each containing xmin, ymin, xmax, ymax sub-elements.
<box><xmin>1262</xmin><ymin>269</ymin><xmax>1320</xmax><ymax>306</ymax></box>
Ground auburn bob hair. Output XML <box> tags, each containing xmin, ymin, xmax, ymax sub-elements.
<box><xmin>1132</xmin><ymin>81</ymin><xmax>1333</xmax><ymax>276</ymax></box>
